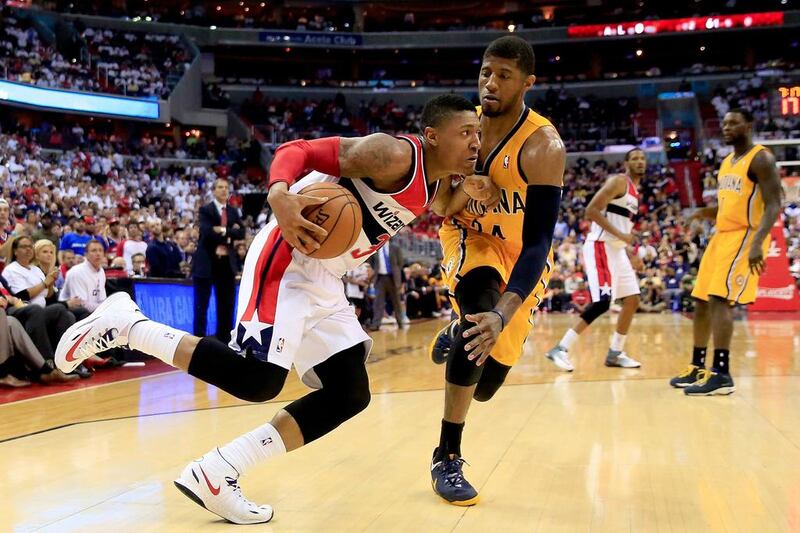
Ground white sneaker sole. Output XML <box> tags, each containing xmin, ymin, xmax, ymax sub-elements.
<box><xmin>545</xmin><ymin>350</ymin><xmax>574</xmax><ymax>372</ymax></box>
<box><xmin>685</xmin><ymin>386</ymin><xmax>736</xmax><ymax>396</ymax></box>
<box><xmin>173</xmin><ymin>465</ymin><xmax>274</xmax><ymax>525</ymax></box>
<box><xmin>54</xmin><ymin>292</ymin><xmax>139</xmax><ymax>373</ymax></box>
<box><xmin>605</xmin><ymin>360</ymin><xmax>641</xmax><ymax>368</ymax></box>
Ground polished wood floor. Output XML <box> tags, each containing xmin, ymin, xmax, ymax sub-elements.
<box><xmin>4</xmin><ymin>313</ymin><xmax>800</xmax><ymax>532</ymax></box>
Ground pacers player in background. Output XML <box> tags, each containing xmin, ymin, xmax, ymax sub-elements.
<box><xmin>671</xmin><ymin>108</ymin><xmax>781</xmax><ymax>395</ymax></box>
<box><xmin>544</xmin><ymin>149</ymin><xmax>647</xmax><ymax>372</ymax></box>
<box><xmin>427</xmin><ymin>36</ymin><xmax>564</xmax><ymax>505</ymax></box>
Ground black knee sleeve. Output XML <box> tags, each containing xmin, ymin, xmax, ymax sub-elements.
<box><xmin>446</xmin><ymin>267</ymin><xmax>502</xmax><ymax>387</ymax></box>
<box><xmin>188</xmin><ymin>337</ymin><xmax>288</xmax><ymax>403</ymax></box>
<box><xmin>580</xmin><ymin>298</ymin><xmax>611</xmax><ymax>325</ymax></box>
<box><xmin>473</xmin><ymin>358</ymin><xmax>511</xmax><ymax>402</ymax></box>
<box><xmin>284</xmin><ymin>343</ymin><xmax>370</xmax><ymax>444</ymax></box>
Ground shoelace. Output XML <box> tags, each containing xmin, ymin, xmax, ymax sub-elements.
<box><xmin>225</xmin><ymin>477</ymin><xmax>245</xmax><ymax>499</ymax></box>
<box><xmin>694</xmin><ymin>369</ymin><xmax>713</xmax><ymax>385</ymax></box>
<box><xmin>677</xmin><ymin>365</ymin><xmax>698</xmax><ymax>378</ymax></box>
<box><xmin>75</xmin><ymin>329</ymin><xmax>123</xmax><ymax>360</ymax></box>
<box><xmin>226</xmin><ymin>476</ymin><xmax>266</xmax><ymax>512</ymax></box>
<box><xmin>442</xmin><ymin>457</ymin><xmax>469</xmax><ymax>487</ymax></box>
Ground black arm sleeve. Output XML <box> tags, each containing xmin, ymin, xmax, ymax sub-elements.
<box><xmin>15</xmin><ymin>289</ymin><xmax>31</xmax><ymax>300</ymax></box>
<box><xmin>505</xmin><ymin>185</ymin><xmax>561</xmax><ymax>301</ymax></box>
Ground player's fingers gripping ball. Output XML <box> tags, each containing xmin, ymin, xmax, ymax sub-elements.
<box><xmin>300</xmin><ymin>182</ymin><xmax>363</xmax><ymax>259</ymax></box>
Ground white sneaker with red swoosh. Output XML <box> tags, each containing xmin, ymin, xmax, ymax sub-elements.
<box><xmin>54</xmin><ymin>292</ymin><xmax>147</xmax><ymax>373</ymax></box>
<box><xmin>174</xmin><ymin>448</ymin><xmax>274</xmax><ymax>524</ymax></box>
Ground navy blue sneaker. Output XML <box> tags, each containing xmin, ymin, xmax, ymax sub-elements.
<box><xmin>684</xmin><ymin>370</ymin><xmax>736</xmax><ymax>396</ymax></box>
<box><xmin>430</xmin><ymin>448</ymin><xmax>479</xmax><ymax>506</ymax></box>
<box><xmin>429</xmin><ymin>320</ymin><xmax>457</xmax><ymax>365</ymax></box>
<box><xmin>669</xmin><ymin>364</ymin><xmax>704</xmax><ymax>388</ymax></box>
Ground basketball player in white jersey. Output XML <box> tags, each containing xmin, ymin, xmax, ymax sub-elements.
<box><xmin>53</xmin><ymin>95</ymin><xmax>492</xmax><ymax>525</ymax></box>
<box><xmin>545</xmin><ymin>148</ymin><xmax>647</xmax><ymax>371</ymax></box>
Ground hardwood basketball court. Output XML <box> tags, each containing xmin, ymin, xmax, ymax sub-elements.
<box><xmin>3</xmin><ymin>313</ymin><xmax>800</xmax><ymax>532</ymax></box>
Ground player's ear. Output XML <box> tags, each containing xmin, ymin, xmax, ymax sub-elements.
<box><xmin>524</xmin><ymin>75</ymin><xmax>536</xmax><ymax>91</ymax></box>
<box><xmin>423</xmin><ymin>126</ymin><xmax>439</xmax><ymax>147</ymax></box>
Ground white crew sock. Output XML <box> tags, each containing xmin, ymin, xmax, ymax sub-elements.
<box><xmin>610</xmin><ymin>332</ymin><xmax>627</xmax><ymax>353</ymax></box>
<box><xmin>559</xmin><ymin>329</ymin><xmax>579</xmax><ymax>350</ymax></box>
<box><xmin>218</xmin><ymin>423</ymin><xmax>287</xmax><ymax>475</ymax></box>
<box><xmin>128</xmin><ymin>321</ymin><xmax>187</xmax><ymax>366</ymax></box>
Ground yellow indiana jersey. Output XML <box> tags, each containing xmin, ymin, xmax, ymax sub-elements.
<box><xmin>716</xmin><ymin>144</ymin><xmax>766</xmax><ymax>231</ymax></box>
<box><xmin>449</xmin><ymin>105</ymin><xmax>555</xmax><ymax>257</ymax></box>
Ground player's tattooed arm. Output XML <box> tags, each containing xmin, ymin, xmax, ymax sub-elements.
<box><xmin>432</xmin><ymin>175</ymin><xmax>499</xmax><ymax>217</ymax></box>
<box><xmin>338</xmin><ymin>134</ymin><xmax>412</xmax><ymax>181</ymax></box>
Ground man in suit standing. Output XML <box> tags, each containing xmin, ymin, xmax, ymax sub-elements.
<box><xmin>367</xmin><ymin>240</ymin><xmax>408</xmax><ymax>331</ymax></box>
<box><xmin>193</xmin><ymin>179</ymin><xmax>244</xmax><ymax>342</ymax></box>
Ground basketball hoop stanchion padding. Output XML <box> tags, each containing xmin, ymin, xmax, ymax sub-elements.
<box><xmin>750</xmin><ymin>215</ymin><xmax>800</xmax><ymax>312</ymax></box>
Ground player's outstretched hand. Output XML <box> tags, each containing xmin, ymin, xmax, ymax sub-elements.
<box><xmin>462</xmin><ymin>311</ymin><xmax>504</xmax><ymax>366</ymax></box>
<box><xmin>463</xmin><ymin>175</ymin><xmax>501</xmax><ymax>210</ymax></box>
<box><xmin>269</xmin><ymin>187</ymin><xmax>329</xmax><ymax>255</ymax></box>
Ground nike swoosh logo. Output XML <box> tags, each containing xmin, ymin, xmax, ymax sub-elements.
<box><xmin>65</xmin><ymin>330</ymin><xmax>92</xmax><ymax>362</ymax></box>
<box><xmin>199</xmin><ymin>466</ymin><xmax>220</xmax><ymax>496</ymax></box>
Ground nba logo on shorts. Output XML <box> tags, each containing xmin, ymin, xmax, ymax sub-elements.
<box><xmin>503</xmin><ymin>155</ymin><xmax>510</xmax><ymax>169</ymax></box>
<box><xmin>276</xmin><ymin>338</ymin><xmax>285</xmax><ymax>353</ymax></box>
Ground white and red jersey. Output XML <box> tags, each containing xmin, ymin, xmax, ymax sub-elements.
<box><xmin>288</xmin><ymin>134</ymin><xmax>438</xmax><ymax>278</ymax></box>
<box><xmin>586</xmin><ymin>175</ymin><xmax>639</xmax><ymax>243</ymax></box>
<box><xmin>230</xmin><ymin>134</ymin><xmax>436</xmax><ymax>385</ymax></box>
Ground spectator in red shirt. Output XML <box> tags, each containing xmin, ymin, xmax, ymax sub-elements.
<box><xmin>570</xmin><ymin>280</ymin><xmax>592</xmax><ymax>314</ymax></box>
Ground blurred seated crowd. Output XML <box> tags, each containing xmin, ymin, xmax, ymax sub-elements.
<box><xmin>1</xmin><ymin>117</ymin><xmax>798</xmax><ymax>388</ymax></box>
<box><xmin>711</xmin><ymin>76</ymin><xmax>800</xmax><ymax>140</ymax></box>
<box><xmin>0</xmin><ymin>6</ymin><xmax>191</xmax><ymax>98</ymax></box>
<box><xmin>240</xmin><ymin>90</ymin><xmax>643</xmax><ymax>153</ymax></box>
<box><xmin>0</xmin><ymin>128</ymin><xmax>267</xmax><ymax>388</ymax></box>
<box><xmin>49</xmin><ymin>0</ymin><xmax>790</xmax><ymax>32</ymax></box>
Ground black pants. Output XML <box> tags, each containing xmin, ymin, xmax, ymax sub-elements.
<box><xmin>370</xmin><ymin>274</ymin><xmax>404</xmax><ymax>328</ymax></box>
<box><xmin>194</xmin><ymin>263</ymin><xmax>236</xmax><ymax>342</ymax></box>
<box><xmin>8</xmin><ymin>304</ymin><xmax>75</xmax><ymax>360</ymax></box>
<box><xmin>406</xmin><ymin>290</ymin><xmax>437</xmax><ymax>319</ymax></box>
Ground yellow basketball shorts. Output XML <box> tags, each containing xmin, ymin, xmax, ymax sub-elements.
<box><xmin>439</xmin><ymin>221</ymin><xmax>552</xmax><ymax>366</ymax></box>
<box><xmin>692</xmin><ymin>228</ymin><xmax>770</xmax><ymax>305</ymax></box>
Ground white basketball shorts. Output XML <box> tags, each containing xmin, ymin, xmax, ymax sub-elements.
<box><xmin>229</xmin><ymin>220</ymin><xmax>373</xmax><ymax>389</ymax></box>
<box><xmin>581</xmin><ymin>239</ymin><xmax>640</xmax><ymax>302</ymax></box>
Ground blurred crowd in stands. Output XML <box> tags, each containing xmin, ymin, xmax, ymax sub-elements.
<box><xmin>0</xmin><ymin>6</ymin><xmax>191</xmax><ymax>98</ymax></box>
<box><xmin>1</xmin><ymin>117</ymin><xmax>799</xmax><ymax>387</ymax></box>
<box><xmin>49</xmin><ymin>0</ymin><xmax>792</xmax><ymax>32</ymax></box>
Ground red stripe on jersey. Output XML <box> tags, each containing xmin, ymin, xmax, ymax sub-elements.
<box><xmin>258</xmin><ymin>239</ymin><xmax>294</xmax><ymax>325</ymax></box>
<box><xmin>391</xmin><ymin>135</ymin><xmax>433</xmax><ymax>216</ymax></box>
<box><xmin>241</xmin><ymin>225</ymin><xmax>282</xmax><ymax>322</ymax></box>
<box><xmin>594</xmin><ymin>241</ymin><xmax>612</xmax><ymax>288</ymax></box>
<box><xmin>627</xmin><ymin>177</ymin><xmax>639</xmax><ymax>199</ymax></box>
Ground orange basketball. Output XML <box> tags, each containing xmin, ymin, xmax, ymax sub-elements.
<box><xmin>300</xmin><ymin>182</ymin><xmax>363</xmax><ymax>259</ymax></box>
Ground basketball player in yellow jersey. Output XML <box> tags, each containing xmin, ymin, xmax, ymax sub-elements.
<box><xmin>670</xmin><ymin>108</ymin><xmax>782</xmax><ymax>395</ymax></box>
<box><xmin>426</xmin><ymin>36</ymin><xmax>566</xmax><ymax>505</ymax></box>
